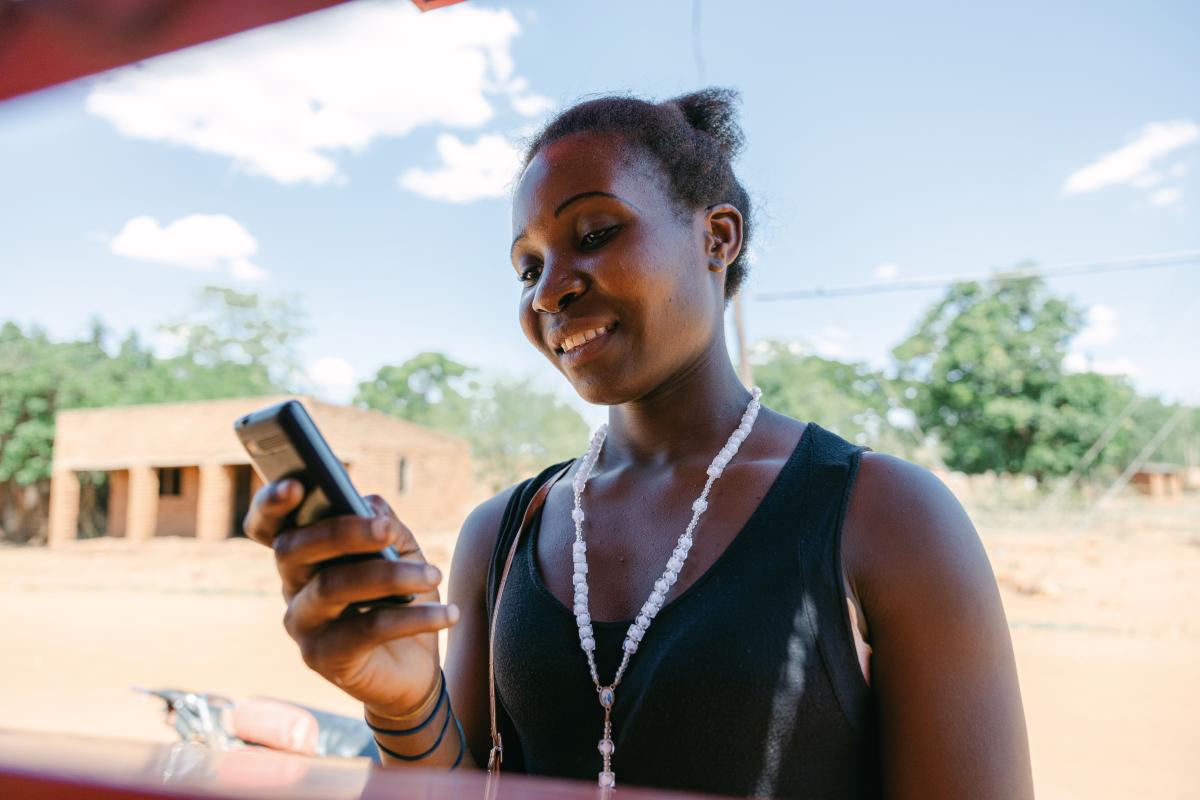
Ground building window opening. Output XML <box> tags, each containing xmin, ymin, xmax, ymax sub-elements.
<box><xmin>158</xmin><ymin>467</ymin><xmax>183</xmax><ymax>497</ymax></box>
<box><xmin>398</xmin><ymin>458</ymin><xmax>410</xmax><ymax>493</ymax></box>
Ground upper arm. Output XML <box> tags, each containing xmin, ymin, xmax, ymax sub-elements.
<box><xmin>443</xmin><ymin>484</ymin><xmax>519</xmax><ymax>769</ymax></box>
<box><xmin>844</xmin><ymin>452</ymin><xmax>1033</xmax><ymax>799</ymax></box>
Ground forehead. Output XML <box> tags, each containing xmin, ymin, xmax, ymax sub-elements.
<box><xmin>512</xmin><ymin>131</ymin><xmax>665</xmax><ymax>228</ymax></box>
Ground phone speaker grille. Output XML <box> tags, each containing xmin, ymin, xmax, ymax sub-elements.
<box><xmin>256</xmin><ymin>434</ymin><xmax>287</xmax><ymax>453</ymax></box>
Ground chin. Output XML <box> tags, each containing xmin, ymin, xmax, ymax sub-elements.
<box><xmin>563</xmin><ymin>372</ymin><xmax>635</xmax><ymax>407</ymax></box>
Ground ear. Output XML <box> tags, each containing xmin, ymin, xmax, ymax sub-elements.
<box><xmin>703</xmin><ymin>203</ymin><xmax>744</xmax><ymax>273</ymax></box>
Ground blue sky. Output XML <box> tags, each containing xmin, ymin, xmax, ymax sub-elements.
<box><xmin>1</xmin><ymin>0</ymin><xmax>1197</xmax><ymax>428</ymax></box>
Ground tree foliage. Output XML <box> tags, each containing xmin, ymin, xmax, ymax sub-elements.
<box><xmin>752</xmin><ymin>341</ymin><xmax>916</xmax><ymax>457</ymax></box>
<box><xmin>0</xmin><ymin>287</ymin><xmax>306</xmax><ymax>487</ymax></box>
<box><xmin>354</xmin><ymin>352</ymin><xmax>477</xmax><ymax>434</ymax></box>
<box><xmin>893</xmin><ymin>275</ymin><xmax>1087</xmax><ymax>477</ymax></box>
<box><xmin>465</xmin><ymin>378</ymin><xmax>590</xmax><ymax>490</ymax></box>
<box><xmin>356</xmin><ymin>355</ymin><xmax>589</xmax><ymax>491</ymax></box>
<box><xmin>889</xmin><ymin>273</ymin><xmax>1200</xmax><ymax>479</ymax></box>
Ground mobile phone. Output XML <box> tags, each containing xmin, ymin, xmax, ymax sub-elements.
<box><xmin>234</xmin><ymin>399</ymin><xmax>415</xmax><ymax>612</ymax></box>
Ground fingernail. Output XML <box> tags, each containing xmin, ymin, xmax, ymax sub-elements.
<box><xmin>371</xmin><ymin>517</ymin><xmax>389</xmax><ymax>540</ymax></box>
<box><xmin>446</xmin><ymin>604</ymin><xmax>460</xmax><ymax>624</ymax></box>
<box><xmin>424</xmin><ymin>565</ymin><xmax>441</xmax><ymax>583</ymax></box>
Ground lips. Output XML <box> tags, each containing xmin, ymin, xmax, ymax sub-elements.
<box><xmin>558</xmin><ymin>323</ymin><xmax>616</xmax><ymax>354</ymax></box>
<box><xmin>549</xmin><ymin>318</ymin><xmax>619</xmax><ymax>354</ymax></box>
<box><xmin>550</xmin><ymin>320</ymin><xmax>619</xmax><ymax>366</ymax></box>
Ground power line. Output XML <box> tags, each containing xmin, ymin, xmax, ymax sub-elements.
<box><xmin>753</xmin><ymin>249</ymin><xmax>1200</xmax><ymax>302</ymax></box>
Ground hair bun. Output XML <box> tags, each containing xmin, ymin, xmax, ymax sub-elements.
<box><xmin>668</xmin><ymin>87</ymin><xmax>746</xmax><ymax>157</ymax></box>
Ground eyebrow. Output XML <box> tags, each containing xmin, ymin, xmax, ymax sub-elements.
<box><xmin>510</xmin><ymin>191</ymin><xmax>640</xmax><ymax>257</ymax></box>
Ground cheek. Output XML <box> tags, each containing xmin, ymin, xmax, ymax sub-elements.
<box><xmin>622</xmin><ymin>248</ymin><xmax>708</xmax><ymax>343</ymax></box>
<box><xmin>517</xmin><ymin>294</ymin><xmax>538</xmax><ymax>347</ymax></box>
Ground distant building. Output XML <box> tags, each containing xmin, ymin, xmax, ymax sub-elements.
<box><xmin>1129</xmin><ymin>462</ymin><xmax>1187</xmax><ymax>498</ymax></box>
<box><xmin>47</xmin><ymin>396</ymin><xmax>484</xmax><ymax>545</ymax></box>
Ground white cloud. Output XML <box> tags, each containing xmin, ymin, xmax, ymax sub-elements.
<box><xmin>1149</xmin><ymin>187</ymin><xmax>1183</xmax><ymax>207</ymax></box>
<box><xmin>1062</xmin><ymin>120</ymin><xmax>1199</xmax><ymax>195</ymax></box>
<box><xmin>306</xmin><ymin>356</ymin><xmax>359</xmax><ymax>404</ymax></box>
<box><xmin>1131</xmin><ymin>171</ymin><xmax>1163</xmax><ymax>189</ymax></box>
<box><xmin>227</xmin><ymin>258</ymin><xmax>269</xmax><ymax>282</ymax></box>
<box><xmin>85</xmin><ymin>1</ymin><xmax>549</xmax><ymax>188</ymax></box>
<box><xmin>872</xmin><ymin>262</ymin><xmax>899</xmax><ymax>281</ymax></box>
<box><xmin>398</xmin><ymin>132</ymin><xmax>523</xmax><ymax>202</ymax></box>
<box><xmin>505</xmin><ymin>77</ymin><xmax>554</xmax><ymax>117</ymax></box>
<box><xmin>109</xmin><ymin>214</ymin><xmax>267</xmax><ymax>281</ymax></box>
<box><xmin>1074</xmin><ymin>304</ymin><xmax>1118</xmax><ymax>349</ymax></box>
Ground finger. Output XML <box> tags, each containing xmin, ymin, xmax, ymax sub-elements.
<box><xmin>273</xmin><ymin>512</ymin><xmax>415</xmax><ymax>595</ymax></box>
<box><xmin>299</xmin><ymin>603</ymin><xmax>461</xmax><ymax>675</ymax></box>
<box><xmin>364</xmin><ymin>495</ymin><xmax>423</xmax><ymax>558</ymax></box>
<box><xmin>285</xmin><ymin>558</ymin><xmax>444</xmax><ymax>636</ymax></box>
<box><xmin>244</xmin><ymin>479</ymin><xmax>304</xmax><ymax>547</ymax></box>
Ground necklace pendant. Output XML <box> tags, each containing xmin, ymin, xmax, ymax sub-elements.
<box><xmin>597</xmin><ymin>686</ymin><xmax>616</xmax><ymax>787</ymax></box>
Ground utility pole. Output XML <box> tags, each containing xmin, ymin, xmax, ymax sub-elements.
<box><xmin>733</xmin><ymin>292</ymin><xmax>752</xmax><ymax>387</ymax></box>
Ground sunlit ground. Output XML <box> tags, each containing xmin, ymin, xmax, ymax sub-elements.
<box><xmin>2</xmin><ymin>492</ymin><xmax>1197</xmax><ymax>799</ymax></box>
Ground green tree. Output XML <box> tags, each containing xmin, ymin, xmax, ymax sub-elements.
<box><xmin>354</xmin><ymin>352</ymin><xmax>478</xmax><ymax>433</ymax></box>
<box><xmin>893</xmin><ymin>274</ymin><xmax>1086</xmax><ymax>478</ymax></box>
<box><xmin>0</xmin><ymin>323</ymin><xmax>87</xmax><ymax>485</ymax></box>
<box><xmin>752</xmin><ymin>340</ymin><xmax>913</xmax><ymax>454</ymax></box>
<box><xmin>466</xmin><ymin>378</ymin><xmax>590</xmax><ymax>490</ymax></box>
<box><xmin>0</xmin><ymin>287</ymin><xmax>307</xmax><ymax>541</ymax></box>
<box><xmin>1024</xmin><ymin>371</ymin><xmax>1138</xmax><ymax>480</ymax></box>
<box><xmin>356</xmin><ymin>355</ymin><xmax>589</xmax><ymax>490</ymax></box>
<box><xmin>155</xmin><ymin>285</ymin><xmax>307</xmax><ymax>393</ymax></box>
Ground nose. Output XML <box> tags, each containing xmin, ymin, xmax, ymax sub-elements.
<box><xmin>531</xmin><ymin>258</ymin><xmax>587</xmax><ymax>314</ymax></box>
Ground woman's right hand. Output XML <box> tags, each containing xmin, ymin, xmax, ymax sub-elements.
<box><xmin>243</xmin><ymin>478</ymin><xmax>460</xmax><ymax>720</ymax></box>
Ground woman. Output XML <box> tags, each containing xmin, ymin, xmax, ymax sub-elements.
<box><xmin>246</xmin><ymin>88</ymin><xmax>1034</xmax><ymax>799</ymax></box>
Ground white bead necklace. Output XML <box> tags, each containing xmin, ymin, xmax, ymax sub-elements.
<box><xmin>570</xmin><ymin>386</ymin><xmax>763</xmax><ymax>789</ymax></box>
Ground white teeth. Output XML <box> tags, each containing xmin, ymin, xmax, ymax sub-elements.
<box><xmin>561</xmin><ymin>325</ymin><xmax>611</xmax><ymax>353</ymax></box>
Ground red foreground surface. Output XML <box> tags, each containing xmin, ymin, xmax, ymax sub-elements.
<box><xmin>0</xmin><ymin>0</ymin><xmax>470</xmax><ymax>101</ymax></box>
<box><xmin>0</xmin><ymin>729</ymin><xmax>728</xmax><ymax>800</ymax></box>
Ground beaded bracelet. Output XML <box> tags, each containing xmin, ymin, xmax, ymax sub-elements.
<box><xmin>364</xmin><ymin>670</ymin><xmax>447</xmax><ymax>736</ymax></box>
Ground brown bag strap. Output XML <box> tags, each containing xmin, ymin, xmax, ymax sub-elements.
<box><xmin>487</xmin><ymin>461</ymin><xmax>572</xmax><ymax>773</ymax></box>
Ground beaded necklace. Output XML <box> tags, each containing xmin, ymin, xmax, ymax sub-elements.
<box><xmin>569</xmin><ymin>387</ymin><xmax>763</xmax><ymax>788</ymax></box>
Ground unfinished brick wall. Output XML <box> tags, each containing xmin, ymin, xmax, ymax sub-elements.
<box><xmin>48</xmin><ymin>395</ymin><xmax>486</xmax><ymax>545</ymax></box>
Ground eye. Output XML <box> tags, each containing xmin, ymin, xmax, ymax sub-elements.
<box><xmin>580</xmin><ymin>225</ymin><xmax>619</xmax><ymax>250</ymax></box>
<box><xmin>518</xmin><ymin>263</ymin><xmax>542</xmax><ymax>285</ymax></box>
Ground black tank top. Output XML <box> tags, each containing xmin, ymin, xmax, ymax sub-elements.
<box><xmin>486</xmin><ymin>423</ymin><xmax>880</xmax><ymax>799</ymax></box>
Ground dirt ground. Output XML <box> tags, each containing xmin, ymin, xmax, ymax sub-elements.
<box><xmin>1</xmin><ymin>494</ymin><xmax>1196</xmax><ymax>799</ymax></box>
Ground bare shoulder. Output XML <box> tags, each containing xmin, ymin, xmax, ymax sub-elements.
<box><xmin>844</xmin><ymin>455</ymin><xmax>1033</xmax><ymax>796</ymax></box>
<box><xmin>843</xmin><ymin>451</ymin><xmax>992</xmax><ymax>618</ymax></box>
<box><xmin>849</xmin><ymin>450</ymin><xmax>974</xmax><ymax>541</ymax></box>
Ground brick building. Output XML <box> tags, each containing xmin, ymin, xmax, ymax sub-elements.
<box><xmin>1129</xmin><ymin>463</ymin><xmax>1187</xmax><ymax>498</ymax></box>
<box><xmin>47</xmin><ymin>395</ymin><xmax>485</xmax><ymax>545</ymax></box>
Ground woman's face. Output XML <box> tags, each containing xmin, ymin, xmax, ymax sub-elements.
<box><xmin>511</xmin><ymin>131</ymin><xmax>734</xmax><ymax>405</ymax></box>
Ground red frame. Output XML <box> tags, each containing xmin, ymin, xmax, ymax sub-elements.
<box><xmin>0</xmin><ymin>0</ymin><xmax>469</xmax><ymax>101</ymax></box>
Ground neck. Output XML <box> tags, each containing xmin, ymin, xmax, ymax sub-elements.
<box><xmin>601</xmin><ymin>340</ymin><xmax>752</xmax><ymax>470</ymax></box>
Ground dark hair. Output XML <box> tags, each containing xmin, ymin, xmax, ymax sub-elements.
<box><xmin>517</xmin><ymin>87</ymin><xmax>754</xmax><ymax>303</ymax></box>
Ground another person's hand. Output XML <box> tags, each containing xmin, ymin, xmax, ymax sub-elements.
<box><xmin>244</xmin><ymin>479</ymin><xmax>459</xmax><ymax>720</ymax></box>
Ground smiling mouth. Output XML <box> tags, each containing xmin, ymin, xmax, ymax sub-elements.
<box><xmin>555</xmin><ymin>322</ymin><xmax>618</xmax><ymax>355</ymax></box>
